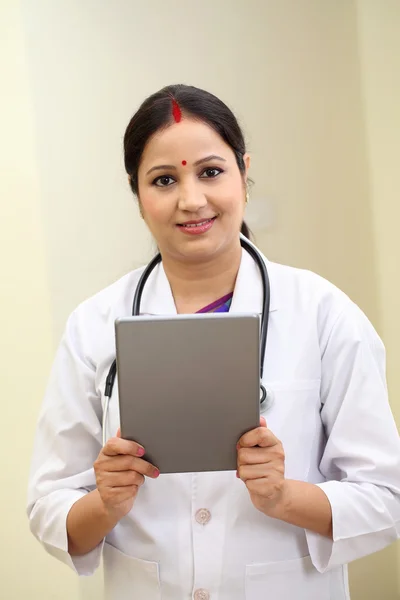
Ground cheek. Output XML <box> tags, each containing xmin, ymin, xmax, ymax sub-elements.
<box><xmin>216</xmin><ymin>178</ymin><xmax>245</xmax><ymax>214</ymax></box>
<box><xmin>218</xmin><ymin>193</ymin><xmax>245</xmax><ymax>219</ymax></box>
<box><xmin>141</xmin><ymin>192</ymin><xmax>172</xmax><ymax>225</ymax></box>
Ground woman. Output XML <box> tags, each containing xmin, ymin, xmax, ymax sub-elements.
<box><xmin>28</xmin><ymin>84</ymin><xmax>400</xmax><ymax>600</ymax></box>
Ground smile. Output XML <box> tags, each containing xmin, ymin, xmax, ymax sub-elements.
<box><xmin>181</xmin><ymin>218</ymin><xmax>214</xmax><ymax>228</ymax></box>
<box><xmin>177</xmin><ymin>217</ymin><xmax>217</xmax><ymax>235</ymax></box>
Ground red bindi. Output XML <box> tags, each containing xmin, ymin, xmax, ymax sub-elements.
<box><xmin>182</xmin><ymin>160</ymin><xmax>187</xmax><ymax>166</ymax></box>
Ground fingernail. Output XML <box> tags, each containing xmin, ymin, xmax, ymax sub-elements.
<box><xmin>153</xmin><ymin>468</ymin><xmax>160</xmax><ymax>478</ymax></box>
<box><xmin>137</xmin><ymin>447</ymin><xmax>145</xmax><ymax>457</ymax></box>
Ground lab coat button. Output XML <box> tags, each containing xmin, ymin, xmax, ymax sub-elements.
<box><xmin>195</xmin><ymin>508</ymin><xmax>211</xmax><ymax>525</ymax></box>
<box><xmin>194</xmin><ymin>590</ymin><xmax>210</xmax><ymax>600</ymax></box>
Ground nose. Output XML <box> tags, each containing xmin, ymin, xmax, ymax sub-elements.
<box><xmin>177</xmin><ymin>182</ymin><xmax>207</xmax><ymax>213</ymax></box>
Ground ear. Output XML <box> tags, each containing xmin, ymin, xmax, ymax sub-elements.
<box><xmin>243</xmin><ymin>153</ymin><xmax>251</xmax><ymax>183</ymax></box>
<box><xmin>138</xmin><ymin>200</ymin><xmax>145</xmax><ymax>220</ymax></box>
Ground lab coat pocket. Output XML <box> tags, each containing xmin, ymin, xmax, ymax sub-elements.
<box><xmin>103</xmin><ymin>543</ymin><xmax>161</xmax><ymax>600</ymax></box>
<box><xmin>245</xmin><ymin>555</ymin><xmax>330</xmax><ymax>600</ymax></box>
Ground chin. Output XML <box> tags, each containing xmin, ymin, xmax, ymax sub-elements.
<box><xmin>175</xmin><ymin>236</ymin><xmax>231</xmax><ymax>263</ymax></box>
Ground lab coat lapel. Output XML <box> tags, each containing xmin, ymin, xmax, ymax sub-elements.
<box><xmin>230</xmin><ymin>247</ymin><xmax>278</xmax><ymax>315</ymax></box>
<box><xmin>139</xmin><ymin>262</ymin><xmax>177</xmax><ymax>316</ymax></box>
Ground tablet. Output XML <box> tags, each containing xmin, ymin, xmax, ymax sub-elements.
<box><xmin>115</xmin><ymin>313</ymin><xmax>260</xmax><ymax>473</ymax></box>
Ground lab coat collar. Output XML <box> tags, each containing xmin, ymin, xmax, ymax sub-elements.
<box><xmin>140</xmin><ymin>245</ymin><xmax>278</xmax><ymax>316</ymax></box>
<box><xmin>230</xmin><ymin>247</ymin><xmax>278</xmax><ymax>315</ymax></box>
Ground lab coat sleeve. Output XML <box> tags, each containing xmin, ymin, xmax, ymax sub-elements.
<box><xmin>306</xmin><ymin>300</ymin><xmax>400</xmax><ymax>572</ymax></box>
<box><xmin>27</xmin><ymin>308</ymin><xmax>105</xmax><ymax>576</ymax></box>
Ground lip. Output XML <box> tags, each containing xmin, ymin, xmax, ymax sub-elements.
<box><xmin>178</xmin><ymin>217</ymin><xmax>216</xmax><ymax>226</ymax></box>
<box><xmin>176</xmin><ymin>216</ymin><xmax>217</xmax><ymax>236</ymax></box>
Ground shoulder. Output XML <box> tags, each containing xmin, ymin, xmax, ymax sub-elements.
<box><xmin>265</xmin><ymin>259</ymin><xmax>381</xmax><ymax>350</ymax></box>
<box><xmin>266</xmin><ymin>259</ymin><xmax>350</xmax><ymax>314</ymax></box>
<box><xmin>243</xmin><ymin>239</ymin><xmax>357</xmax><ymax>325</ymax></box>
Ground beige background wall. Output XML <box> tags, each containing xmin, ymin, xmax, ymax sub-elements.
<box><xmin>1</xmin><ymin>0</ymin><xmax>398</xmax><ymax>598</ymax></box>
<box><xmin>350</xmin><ymin>2</ymin><xmax>400</xmax><ymax>597</ymax></box>
<box><xmin>1</xmin><ymin>1</ymin><xmax>80</xmax><ymax>597</ymax></box>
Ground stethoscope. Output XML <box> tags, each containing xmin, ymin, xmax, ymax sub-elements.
<box><xmin>102</xmin><ymin>237</ymin><xmax>273</xmax><ymax>446</ymax></box>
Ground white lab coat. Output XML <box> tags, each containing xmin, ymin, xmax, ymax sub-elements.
<box><xmin>27</xmin><ymin>247</ymin><xmax>400</xmax><ymax>600</ymax></box>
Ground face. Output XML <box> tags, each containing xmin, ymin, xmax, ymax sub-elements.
<box><xmin>136</xmin><ymin>118</ymin><xmax>250</xmax><ymax>262</ymax></box>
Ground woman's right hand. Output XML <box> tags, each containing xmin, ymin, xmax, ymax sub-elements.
<box><xmin>94</xmin><ymin>429</ymin><xmax>160</xmax><ymax>520</ymax></box>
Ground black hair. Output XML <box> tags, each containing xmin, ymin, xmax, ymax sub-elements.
<box><xmin>123</xmin><ymin>84</ymin><xmax>251</xmax><ymax>239</ymax></box>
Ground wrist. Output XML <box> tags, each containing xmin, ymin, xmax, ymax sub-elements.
<box><xmin>258</xmin><ymin>479</ymin><xmax>292</xmax><ymax>520</ymax></box>
<box><xmin>274</xmin><ymin>479</ymin><xmax>293</xmax><ymax>519</ymax></box>
<box><xmin>258</xmin><ymin>480</ymin><xmax>333</xmax><ymax>538</ymax></box>
<box><xmin>94</xmin><ymin>490</ymin><xmax>123</xmax><ymax>527</ymax></box>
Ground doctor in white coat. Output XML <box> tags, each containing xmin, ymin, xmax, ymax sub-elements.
<box><xmin>28</xmin><ymin>84</ymin><xmax>400</xmax><ymax>600</ymax></box>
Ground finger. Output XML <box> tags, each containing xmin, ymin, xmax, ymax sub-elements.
<box><xmin>102</xmin><ymin>456</ymin><xmax>159</xmax><ymax>478</ymax></box>
<box><xmin>103</xmin><ymin>436</ymin><xmax>145</xmax><ymax>458</ymax></box>
<box><xmin>260</xmin><ymin>416</ymin><xmax>267</xmax><ymax>427</ymax></box>
<box><xmin>98</xmin><ymin>454</ymin><xmax>138</xmax><ymax>472</ymax></box>
<box><xmin>239</xmin><ymin>462</ymin><xmax>284</xmax><ymax>481</ymax></box>
<box><xmin>238</xmin><ymin>427</ymin><xmax>279</xmax><ymax>449</ymax></box>
<box><xmin>115</xmin><ymin>485</ymin><xmax>140</xmax><ymax>503</ymax></box>
<box><xmin>106</xmin><ymin>485</ymin><xmax>140</xmax><ymax>503</ymax></box>
<box><xmin>116</xmin><ymin>428</ymin><xmax>121</xmax><ymax>438</ymax></box>
<box><xmin>99</xmin><ymin>470</ymin><xmax>145</xmax><ymax>488</ymax></box>
<box><xmin>129</xmin><ymin>457</ymin><xmax>160</xmax><ymax>478</ymax></box>
<box><xmin>237</xmin><ymin>463</ymin><xmax>269</xmax><ymax>481</ymax></box>
<box><xmin>237</xmin><ymin>447</ymin><xmax>272</xmax><ymax>466</ymax></box>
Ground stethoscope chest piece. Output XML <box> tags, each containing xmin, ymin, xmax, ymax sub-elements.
<box><xmin>260</xmin><ymin>385</ymin><xmax>274</xmax><ymax>412</ymax></box>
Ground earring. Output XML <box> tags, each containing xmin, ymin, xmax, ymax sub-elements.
<box><xmin>245</xmin><ymin>190</ymin><xmax>250</xmax><ymax>204</ymax></box>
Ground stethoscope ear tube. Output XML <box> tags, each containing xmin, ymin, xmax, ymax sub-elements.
<box><xmin>105</xmin><ymin>360</ymin><xmax>117</xmax><ymax>397</ymax></box>
<box><xmin>239</xmin><ymin>238</ymin><xmax>270</xmax><ymax>383</ymax></box>
<box><xmin>132</xmin><ymin>253</ymin><xmax>162</xmax><ymax>316</ymax></box>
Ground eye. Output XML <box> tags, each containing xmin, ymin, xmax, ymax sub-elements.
<box><xmin>153</xmin><ymin>175</ymin><xmax>176</xmax><ymax>187</ymax></box>
<box><xmin>200</xmin><ymin>167</ymin><xmax>223</xmax><ymax>179</ymax></box>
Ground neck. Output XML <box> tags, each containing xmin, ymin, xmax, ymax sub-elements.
<box><xmin>162</xmin><ymin>241</ymin><xmax>242</xmax><ymax>314</ymax></box>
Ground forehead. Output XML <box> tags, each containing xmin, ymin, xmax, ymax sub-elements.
<box><xmin>140</xmin><ymin>118</ymin><xmax>234</xmax><ymax>166</ymax></box>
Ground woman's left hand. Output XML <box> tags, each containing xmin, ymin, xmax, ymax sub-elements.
<box><xmin>237</xmin><ymin>417</ymin><xmax>286</xmax><ymax>517</ymax></box>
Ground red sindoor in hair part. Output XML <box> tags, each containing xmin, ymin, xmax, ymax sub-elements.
<box><xmin>172</xmin><ymin>99</ymin><xmax>182</xmax><ymax>123</ymax></box>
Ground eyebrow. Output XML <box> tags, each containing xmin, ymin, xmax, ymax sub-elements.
<box><xmin>145</xmin><ymin>154</ymin><xmax>226</xmax><ymax>176</ymax></box>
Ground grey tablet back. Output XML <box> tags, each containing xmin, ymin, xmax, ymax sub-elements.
<box><xmin>115</xmin><ymin>313</ymin><xmax>260</xmax><ymax>474</ymax></box>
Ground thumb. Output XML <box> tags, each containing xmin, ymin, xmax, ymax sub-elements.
<box><xmin>260</xmin><ymin>416</ymin><xmax>267</xmax><ymax>428</ymax></box>
<box><xmin>116</xmin><ymin>427</ymin><xmax>121</xmax><ymax>438</ymax></box>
